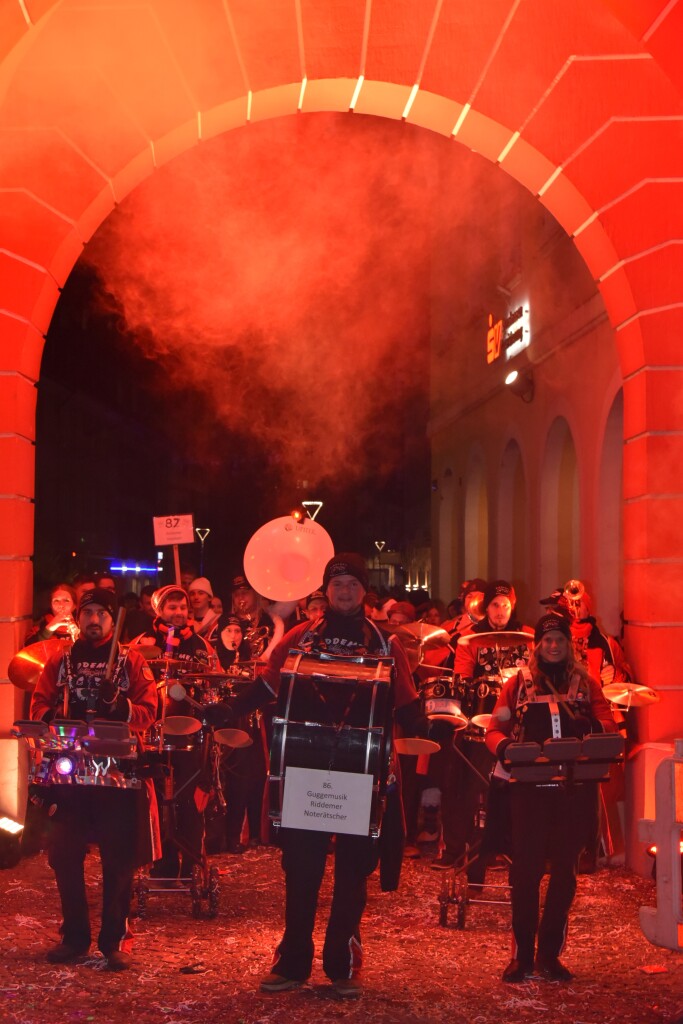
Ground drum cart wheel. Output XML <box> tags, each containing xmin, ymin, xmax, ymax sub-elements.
<box><xmin>190</xmin><ymin>856</ymin><xmax>221</xmax><ymax>918</ymax></box>
<box><xmin>437</xmin><ymin>869</ymin><xmax>469</xmax><ymax>929</ymax></box>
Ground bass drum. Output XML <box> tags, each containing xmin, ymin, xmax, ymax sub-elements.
<box><xmin>269</xmin><ymin>650</ymin><xmax>394</xmax><ymax>838</ymax></box>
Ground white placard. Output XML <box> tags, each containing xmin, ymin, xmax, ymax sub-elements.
<box><xmin>152</xmin><ymin>514</ymin><xmax>195</xmax><ymax>546</ymax></box>
<box><xmin>280</xmin><ymin>766</ymin><xmax>373</xmax><ymax>836</ymax></box>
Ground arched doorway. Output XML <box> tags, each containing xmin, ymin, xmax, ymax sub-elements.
<box><xmin>0</xmin><ymin>0</ymin><xmax>682</xmax><ymax>838</ymax></box>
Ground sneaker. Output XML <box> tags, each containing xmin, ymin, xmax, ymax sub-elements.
<box><xmin>403</xmin><ymin>844</ymin><xmax>421</xmax><ymax>859</ymax></box>
<box><xmin>46</xmin><ymin>942</ymin><xmax>90</xmax><ymax>964</ymax></box>
<box><xmin>259</xmin><ymin>972</ymin><xmax>302</xmax><ymax>993</ymax></box>
<box><xmin>431</xmin><ymin>853</ymin><xmax>456</xmax><ymax>870</ymax></box>
<box><xmin>502</xmin><ymin>959</ymin><xmax>532</xmax><ymax>983</ymax></box>
<box><xmin>333</xmin><ymin>976</ymin><xmax>363</xmax><ymax>998</ymax></box>
<box><xmin>105</xmin><ymin>950</ymin><xmax>131</xmax><ymax>972</ymax></box>
<box><xmin>535</xmin><ymin>955</ymin><xmax>573</xmax><ymax>981</ymax></box>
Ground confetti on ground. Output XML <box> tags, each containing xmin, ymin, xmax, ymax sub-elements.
<box><xmin>0</xmin><ymin>848</ymin><xmax>681</xmax><ymax>1024</ymax></box>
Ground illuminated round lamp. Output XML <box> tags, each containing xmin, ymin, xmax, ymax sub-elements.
<box><xmin>54</xmin><ymin>755</ymin><xmax>76</xmax><ymax>776</ymax></box>
<box><xmin>244</xmin><ymin>515</ymin><xmax>335</xmax><ymax>601</ymax></box>
<box><xmin>505</xmin><ymin>367</ymin><xmax>534</xmax><ymax>403</ymax></box>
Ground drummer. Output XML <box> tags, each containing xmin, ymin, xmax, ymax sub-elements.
<box><xmin>29</xmin><ymin>587</ymin><xmax>159</xmax><ymax>971</ymax></box>
<box><xmin>203</xmin><ymin>552</ymin><xmax>426</xmax><ymax>998</ymax></box>
<box><xmin>214</xmin><ymin>615</ymin><xmax>265</xmax><ymax>853</ymax></box>
<box><xmin>436</xmin><ymin>581</ymin><xmax>532</xmax><ymax>879</ymax></box>
<box><xmin>129</xmin><ymin>584</ymin><xmax>216</xmax><ymax>881</ymax></box>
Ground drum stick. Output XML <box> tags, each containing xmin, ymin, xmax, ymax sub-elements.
<box><xmin>103</xmin><ymin>608</ymin><xmax>127</xmax><ymax>683</ymax></box>
<box><xmin>167</xmin><ymin>682</ymin><xmax>204</xmax><ymax>711</ymax></box>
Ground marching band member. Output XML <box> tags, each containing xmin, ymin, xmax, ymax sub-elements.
<box><xmin>486</xmin><ymin>614</ymin><xmax>616</xmax><ymax>983</ymax></box>
<box><xmin>204</xmin><ymin>553</ymin><xmax>425</xmax><ymax>998</ymax></box>
<box><xmin>431</xmin><ymin>581</ymin><xmax>531</xmax><ymax>875</ymax></box>
<box><xmin>188</xmin><ymin>576</ymin><xmax>219</xmax><ymax>641</ymax></box>
<box><xmin>25</xmin><ymin>583</ymin><xmax>78</xmax><ymax>645</ymax></box>
<box><xmin>130</xmin><ymin>584</ymin><xmax>215</xmax><ymax>880</ymax></box>
<box><xmin>30</xmin><ymin>587</ymin><xmax>159</xmax><ymax>971</ymax></box>
<box><xmin>214</xmin><ymin>615</ymin><xmax>265</xmax><ymax>853</ymax></box>
<box><xmin>231</xmin><ymin>574</ymin><xmax>283</xmax><ymax>660</ymax></box>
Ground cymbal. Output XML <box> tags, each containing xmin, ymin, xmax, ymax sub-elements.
<box><xmin>162</xmin><ymin>716</ymin><xmax>202</xmax><ymax>736</ymax></box>
<box><xmin>602</xmin><ymin>682</ymin><xmax>659</xmax><ymax>708</ymax></box>
<box><xmin>147</xmin><ymin>657</ymin><xmax>188</xmax><ymax>669</ymax></box>
<box><xmin>396</xmin><ymin>623</ymin><xmax>450</xmax><ymax>649</ymax></box>
<box><xmin>457</xmin><ymin>630</ymin><xmax>534</xmax><ymax>649</ymax></box>
<box><xmin>213</xmin><ymin>727</ymin><xmax>252</xmax><ymax>749</ymax></box>
<box><xmin>8</xmin><ymin>638</ymin><xmax>71</xmax><ymax>691</ymax></box>
<box><xmin>393</xmin><ymin>737</ymin><xmax>440</xmax><ymax>756</ymax></box>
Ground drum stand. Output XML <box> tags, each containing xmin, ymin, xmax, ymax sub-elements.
<box><xmin>135</xmin><ymin>733</ymin><xmax>220</xmax><ymax>920</ymax></box>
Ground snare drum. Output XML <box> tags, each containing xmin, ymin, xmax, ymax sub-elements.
<box><xmin>421</xmin><ymin>674</ymin><xmax>468</xmax><ymax>729</ymax></box>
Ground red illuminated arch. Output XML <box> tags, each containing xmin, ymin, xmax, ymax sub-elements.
<box><xmin>1</xmin><ymin>0</ymin><xmax>682</xmax><ymax>814</ymax></box>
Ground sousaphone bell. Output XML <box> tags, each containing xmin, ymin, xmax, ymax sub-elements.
<box><xmin>243</xmin><ymin>514</ymin><xmax>335</xmax><ymax>602</ymax></box>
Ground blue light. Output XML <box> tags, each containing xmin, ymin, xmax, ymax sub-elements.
<box><xmin>110</xmin><ymin>564</ymin><xmax>163</xmax><ymax>574</ymax></box>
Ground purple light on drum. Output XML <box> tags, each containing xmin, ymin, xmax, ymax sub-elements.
<box><xmin>54</xmin><ymin>756</ymin><xmax>75</xmax><ymax>776</ymax></box>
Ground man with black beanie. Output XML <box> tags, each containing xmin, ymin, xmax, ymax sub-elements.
<box><xmin>434</xmin><ymin>581</ymin><xmax>532</xmax><ymax>879</ymax></box>
<box><xmin>204</xmin><ymin>552</ymin><xmax>424</xmax><ymax>998</ymax></box>
<box><xmin>30</xmin><ymin>588</ymin><xmax>159</xmax><ymax>971</ymax></box>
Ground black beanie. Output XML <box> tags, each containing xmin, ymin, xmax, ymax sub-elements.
<box><xmin>483</xmin><ymin>579</ymin><xmax>516</xmax><ymax>610</ymax></box>
<box><xmin>534</xmin><ymin>612</ymin><xmax>572</xmax><ymax>644</ymax></box>
<box><xmin>322</xmin><ymin>553</ymin><xmax>369</xmax><ymax>592</ymax></box>
<box><xmin>78</xmin><ymin>586</ymin><xmax>117</xmax><ymax>620</ymax></box>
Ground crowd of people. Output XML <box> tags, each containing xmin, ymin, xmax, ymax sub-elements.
<box><xmin>15</xmin><ymin>556</ymin><xmax>630</xmax><ymax>993</ymax></box>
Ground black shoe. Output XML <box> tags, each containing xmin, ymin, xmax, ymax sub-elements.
<box><xmin>46</xmin><ymin>942</ymin><xmax>89</xmax><ymax>964</ymax></box>
<box><xmin>431</xmin><ymin>853</ymin><xmax>456</xmax><ymax>870</ymax></box>
<box><xmin>535</xmin><ymin>955</ymin><xmax>573</xmax><ymax>981</ymax></box>
<box><xmin>502</xmin><ymin>959</ymin><xmax>532</xmax><ymax>983</ymax></box>
<box><xmin>332</xmin><ymin>976</ymin><xmax>363</xmax><ymax>998</ymax></box>
<box><xmin>259</xmin><ymin>972</ymin><xmax>302</xmax><ymax>992</ymax></box>
<box><xmin>105</xmin><ymin>950</ymin><xmax>132</xmax><ymax>972</ymax></box>
<box><xmin>226</xmin><ymin>842</ymin><xmax>246</xmax><ymax>854</ymax></box>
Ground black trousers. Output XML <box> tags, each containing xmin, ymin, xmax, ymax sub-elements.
<box><xmin>509</xmin><ymin>782</ymin><xmax>599</xmax><ymax>964</ymax></box>
<box><xmin>47</xmin><ymin>787</ymin><xmax>140</xmax><ymax>955</ymax></box>
<box><xmin>152</xmin><ymin>747</ymin><xmax>205</xmax><ymax>877</ymax></box>
<box><xmin>272</xmin><ymin>828</ymin><xmax>379</xmax><ymax>982</ymax></box>
<box><xmin>222</xmin><ymin>721</ymin><xmax>267</xmax><ymax>846</ymax></box>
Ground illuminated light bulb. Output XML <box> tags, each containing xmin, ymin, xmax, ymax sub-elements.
<box><xmin>0</xmin><ymin>816</ymin><xmax>23</xmax><ymax>835</ymax></box>
<box><xmin>505</xmin><ymin>370</ymin><xmax>518</xmax><ymax>386</ymax></box>
<box><xmin>54</xmin><ymin>756</ymin><xmax>75</xmax><ymax>776</ymax></box>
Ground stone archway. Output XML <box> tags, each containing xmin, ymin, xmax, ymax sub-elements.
<box><xmin>1</xmin><ymin>0</ymin><xmax>682</xmax><ymax>816</ymax></box>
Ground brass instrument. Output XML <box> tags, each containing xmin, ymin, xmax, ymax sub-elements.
<box><xmin>563</xmin><ymin>579</ymin><xmax>585</xmax><ymax>618</ymax></box>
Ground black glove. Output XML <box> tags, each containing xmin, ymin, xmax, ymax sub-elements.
<box><xmin>96</xmin><ymin>691</ymin><xmax>129</xmax><ymax>720</ymax></box>
<box><xmin>568</xmin><ymin>714</ymin><xmax>592</xmax><ymax>739</ymax></box>
<box><xmin>98</xmin><ymin>678</ymin><xmax>119</xmax><ymax>705</ymax></box>
<box><xmin>496</xmin><ymin>737</ymin><xmax>513</xmax><ymax>762</ymax></box>
<box><xmin>201</xmin><ymin>701</ymin><xmax>235</xmax><ymax>729</ymax></box>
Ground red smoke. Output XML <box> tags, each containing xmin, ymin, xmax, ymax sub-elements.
<box><xmin>86</xmin><ymin>113</ymin><xmax>492</xmax><ymax>487</ymax></box>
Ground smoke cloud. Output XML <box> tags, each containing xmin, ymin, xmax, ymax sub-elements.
<box><xmin>85</xmin><ymin>113</ymin><xmax>497</xmax><ymax>491</ymax></box>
